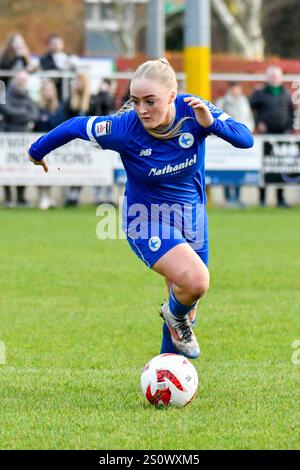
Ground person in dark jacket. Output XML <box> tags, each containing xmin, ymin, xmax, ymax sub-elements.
<box><xmin>63</xmin><ymin>73</ymin><xmax>91</xmax><ymax>206</ymax></box>
<box><xmin>90</xmin><ymin>78</ymin><xmax>117</xmax><ymax>205</ymax></box>
<box><xmin>0</xmin><ymin>87</ymin><xmax>4</xmax><ymax>130</ymax></box>
<box><xmin>250</xmin><ymin>66</ymin><xmax>295</xmax><ymax>207</ymax></box>
<box><xmin>3</xmin><ymin>70</ymin><xmax>38</xmax><ymax>131</ymax></box>
<box><xmin>35</xmin><ymin>79</ymin><xmax>65</xmax><ymax>133</ymax></box>
<box><xmin>39</xmin><ymin>33</ymin><xmax>74</xmax><ymax>100</ymax></box>
<box><xmin>34</xmin><ymin>79</ymin><xmax>65</xmax><ymax>209</ymax></box>
<box><xmin>2</xmin><ymin>70</ymin><xmax>38</xmax><ymax>206</ymax></box>
<box><xmin>89</xmin><ymin>78</ymin><xmax>116</xmax><ymax>116</ymax></box>
<box><xmin>0</xmin><ymin>32</ymin><xmax>36</xmax><ymax>86</ymax></box>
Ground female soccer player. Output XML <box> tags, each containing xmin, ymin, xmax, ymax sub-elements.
<box><xmin>28</xmin><ymin>58</ymin><xmax>253</xmax><ymax>359</ymax></box>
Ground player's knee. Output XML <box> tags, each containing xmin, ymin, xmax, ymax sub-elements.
<box><xmin>190</xmin><ymin>274</ymin><xmax>210</xmax><ymax>299</ymax></box>
<box><xmin>177</xmin><ymin>268</ymin><xmax>209</xmax><ymax>299</ymax></box>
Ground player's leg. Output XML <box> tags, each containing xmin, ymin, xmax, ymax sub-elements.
<box><xmin>164</xmin><ymin>277</ymin><xmax>198</xmax><ymax>321</ymax></box>
<box><xmin>153</xmin><ymin>243</ymin><xmax>209</xmax><ymax>306</ymax></box>
<box><xmin>160</xmin><ymin>278</ymin><xmax>177</xmax><ymax>354</ymax></box>
<box><xmin>152</xmin><ymin>243</ymin><xmax>210</xmax><ymax>358</ymax></box>
<box><xmin>159</xmin><ymin>248</ymin><xmax>208</xmax><ymax>355</ymax></box>
<box><xmin>125</xmin><ymin>218</ymin><xmax>208</xmax><ymax>358</ymax></box>
<box><xmin>160</xmin><ymin>277</ymin><xmax>199</xmax><ymax>354</ymax></box>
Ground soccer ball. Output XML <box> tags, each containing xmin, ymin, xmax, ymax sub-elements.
<box><xmin>140</xmin><ymin>353</ymin><xmax>198</xmax><ymax>407</ymax></box>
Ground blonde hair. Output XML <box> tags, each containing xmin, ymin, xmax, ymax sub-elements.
<box><xmin>70</xmin><ymin>73</ymin><xmax>91</xmax><ymax>115</ymax></box>
<box><xmin>133</xmin><ymin>57</ymin><xmax>177</xmax><ymax>92</ymax></box>
<box><xmin>117</xmin><ymin>58</ymin><xmax>191</xmax><ymax>140</ymax></box>
<box><xmin>39</xmin><ymin>79</ymin><xmax>59</xmax><ymax>112</ymax></box>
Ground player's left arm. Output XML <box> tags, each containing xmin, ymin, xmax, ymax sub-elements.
<box><xmin>184</xmin><ymin>96</ymin><xmax>254</xmax><ymax>149</ymax></box>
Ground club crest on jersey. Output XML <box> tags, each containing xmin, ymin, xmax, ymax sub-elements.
<box><xmin>179</xmin><ymin>133</ymin><xmax>194</xmax><ymax>148</ymax></box>
<box><xmin>149</xmin><ymin>236</ymin><xmax>161</xmax><ymax>252</ymax></box>
<box><xmin>95</xmin><ymin>120</ymin><xmax>112</xmax><ymax>136</ymax></box>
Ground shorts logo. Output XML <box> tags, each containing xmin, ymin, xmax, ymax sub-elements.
<box><xmin>95</xmin><ymin>120</ymin><xmax>112</xmax><ymax>136</ymax></box>
<box><xmin>149</xmin><ymin>236</ymin><xmax>161</xmax><ymax>252</ymax></box>
<box><xmin>179</xmin><ymin>133</ymin><xmax>194</xmax><ymax>148</ymax></box>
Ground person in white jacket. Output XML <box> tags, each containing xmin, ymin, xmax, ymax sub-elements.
<box><xmin>216</xmin><ymin>81</ymin><xmax>255</xmax><ymax>208</ymax></box>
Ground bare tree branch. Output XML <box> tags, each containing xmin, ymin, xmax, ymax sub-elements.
<box><xmin>212</xmin><ymin>0</ymin><xmax>252</xmax><ymax>57</ymax></box>
<box><xmin>212</xmin><ymin>0</ymin><xmax>264</xmax><ymax>58</ymax></box>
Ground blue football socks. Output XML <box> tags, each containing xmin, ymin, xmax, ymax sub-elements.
<box><xmin>169</xmin><ymin>286</ymin><xmax>197</xmax><ymax>318</ymax></box>
<box><xmin>160</xmin><ymin>322</ymin><xmax>178</xmax><ymax>354</ymax></box>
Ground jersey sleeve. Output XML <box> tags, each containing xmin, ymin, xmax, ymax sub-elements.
<box><xmin>179</xmin><ymin>94</ymin><xmax>253</xmax><ymax>149</ymax></box>
<box><xmin>204</xmin><ymin>117</ymin><xmax>254</xmax><ymax>148</ymax></box>
<box><xmin>200</xmin><ymin>98</ymin><xmax>231</xmax><ymax>122</ymax></box>
<box><xmin>201</xmin><ymin>99</ymin><xmax>254</xmax><ymax>148</ymax></box>
<box><xmin>180</xmin><ymin>93</ymin><xmax>230</xmax><ymax>122</ymax></box>
<box><xmin>85</xmin><ymin>112</ymin><xmax>134</xmax><ymax>152</ymax></box>
<box><xmin>29</xmin><ymin>112</ymin><xmax>133</xmax><ymax>161</ymax></box>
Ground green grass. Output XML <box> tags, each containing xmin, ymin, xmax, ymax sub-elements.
<box><xmin>0</xmin><ymin>205</ymin><xmax>299</xmax><ymax>449</ymax></box>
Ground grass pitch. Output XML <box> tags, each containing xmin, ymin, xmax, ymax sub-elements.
<box><xmin>0</xmin><ymin>205</ymin><xmax>299</xmax><ymax>450</ymax></box>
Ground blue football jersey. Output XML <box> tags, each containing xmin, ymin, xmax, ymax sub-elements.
<box><xmin>29</xmin><ymin>93</ymin><xmax>253</xmax><ymax>237</ymax></box>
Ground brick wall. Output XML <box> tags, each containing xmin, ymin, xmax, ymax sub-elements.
<box><xmin>0</xmin><ymin>0</ymin><xmax>84</xmax><ymax>56</ymax></box>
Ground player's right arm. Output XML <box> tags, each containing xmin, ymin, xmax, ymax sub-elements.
<box><xmin>28</xmin><ymin>113</ymin><xmax>132</xmax><ymax>172</ymax></box>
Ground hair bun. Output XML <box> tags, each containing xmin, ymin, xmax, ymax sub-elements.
<box><xmin>158</xmin><ymin>57</ymin><xmax>170</xmax><ymax>66</ymax></box>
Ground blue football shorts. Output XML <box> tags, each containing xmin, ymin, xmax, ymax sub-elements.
<box><xmin>126</xmin><ymin>221</ymin><xmax>209</xmax><ymax>268</ymax></box>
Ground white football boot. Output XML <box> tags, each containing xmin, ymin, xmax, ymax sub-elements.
<box><xmin>160</xmin><ymin>303</ymin><xmax>200</xmax><ymax>359</ymax></box>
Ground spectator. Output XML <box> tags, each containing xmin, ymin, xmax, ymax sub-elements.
<box><xmin>90</xmin><ymin>78</ymin><xmax>116</xmax><ymax>206</ymax></box>
<box><xmin>64</xmin><ymin>73</ymin><xmax>90</xmax><ymax>118</ymax></box>
<box><xmin>250</xmin><ymin>66</ymin><xmax>294</xmax><ymax>207</ymax></box>
<box><xmin>89</xmin><ymin>78</ymin><xmax>116</xmax><ymax>116</ymax></box>
<box><xmin>2</xmin><ymin>70</ymin><xmax>38</xmax><ymax>207</ymax></box>
<box><xmin>0</xmin><ymin>81</ymin><xmax>4</xmax><ymax>129</ymax></box>
<box><xmin>216</xmin><ymin>81</ymin><xmax>255</xmax><ymax>208</ymax></box>
<box><xmin>34</xmin><ymin>79</ymin><xmax>65</xmax><ymax>210</ymax></box>
<box><xmin>39</xmin><ymin>33</ymin><xmax>74</xmax><ymax>100</ymax></box>
<box><xmin>35</xmin><ymin>79</ymin><xmax>65</xmax><ymax>132</ymax></box>
<box><xmin>0</xmin><ymin>32</ymin><xmax>36</xmax><ymax>86</ymax></box>
<box><xmin>64</xmin><ymin>73</ymin><xmax>91</xmax><ymax>206</ymax></box>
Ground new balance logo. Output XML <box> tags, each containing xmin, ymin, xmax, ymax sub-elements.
<box><xmin>139</xmin><ymin>148</ymin><xmax>152</xmax><ymax>156</ymax></box>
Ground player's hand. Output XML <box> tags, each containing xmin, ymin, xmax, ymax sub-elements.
<box><xmin>27</xmin><ymin>148</ymin><xmax>48</xmax><ymax>173</ymax></box>
<box><xmin>183</xmin><ymin>96</ymin><xmax>214</xmax><ymax>128</ymax></box>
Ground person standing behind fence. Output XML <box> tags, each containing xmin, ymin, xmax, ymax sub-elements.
<box><xmin>1</xmin><ymin>70</ymin><xmax>38</xmax><ymax>207</ymax></box>
<box><xmin>216</xmin><ymin>81</ymin><xmax>255</xmax><ymax>208</ymax></box>
<box><xmin>39</xmin><ymin>34</ymin><xmax>74</xmax><ymax>101</ymax></box>
<box><xmin>90</xmin><ymin>78</ymin><xmax>117</xmax><ymax>206</ymax></box>
<box><xmin>250</xmin><ymin>66</ymin><xmax>294</xmax><ymax>208</ymax></box>
<box><xmin>89</xmin><ymin>78</ymin><xmax>116</xmax><ymax>116</ymax></box>
<box><xmin>0</xmin><ymin>32</ymin><xmax>36</xmax><ymax>86</ymax></box>
<box><xmin>63</xmin><ymin>73</ymin><xmax>91</xmax><ymax>206</ymax></box>
<box><xmin>34</xmin><ymin>79</ymin><xmax>66</xmax><ymax>210</ymax></box>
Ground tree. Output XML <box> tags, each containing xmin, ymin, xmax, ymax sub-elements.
<box><xmin>211</xmin><ymin>0</ymin><xmax>264</xmax><ymax>58</ymax></box>
<box><xmin>99</xmin><ymin>1</ymin><xmax>148</xmax><ymax>57</ymax></box>
<box><xmin>262</xmin><ymin>0</ymin><xmax>300</xmax><ymax>58</ymax></box>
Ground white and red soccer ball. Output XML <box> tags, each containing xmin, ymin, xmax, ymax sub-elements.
<box><xmin>140</xmin><ymin>353</ymin><xmax>198</xmax><ymax>407</ymax></box>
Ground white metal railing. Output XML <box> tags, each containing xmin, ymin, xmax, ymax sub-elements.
<box><xmin>2</xmin><ymin>69</ymin><xmax>300</xmax><ymax>81</ymax></box>
<box><xmin>1</xmin><ymin>69</ymin><xmax>300</xmax><ymax>127</ymax></box>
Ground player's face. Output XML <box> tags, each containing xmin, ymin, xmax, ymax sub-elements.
<box><xmin>130</xmin><ymin>79</ymin><xmax>175</xmax><ymax>130</ymax></box>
